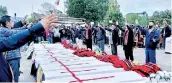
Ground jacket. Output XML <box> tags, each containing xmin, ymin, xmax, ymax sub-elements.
<box><xmin>95</xmin><ymin>27</ymin><xmax>106</xmax><ymax>41</ymax></box>
<box><xmin>138</xmin><ymin>25</ymin><xmax>159</xmax><ymax>50</ymax></box>
<box><xmin>105</xmin><ymin>27</ymin><xmax>118</xmax><ymax>44</ymax></box>
<box><xmin>118</xmin><ymin>26</ymin><xmax>134</xmax><ymax>48</ymax></box>
<box><xmin>0</xmin><ymin>27</ymin><xmax>23</xmax><ymax>60</ymax></box>
<box><xmin>85</xmin><ymin>27</ymin><xmax>92</xmax><ymax>40</ymax></box>
<box><xmin>161</xmin><ymin>26</ymin><xmax>171</xmax><ymax>38</ymax></box>
<box><xmin>13</xmin><ymin>21</ymin><xmax>24</xmax><ymax>29</ymax></box>
<box><xmin>0</xmin><ymin>23</ymin><xmax>44</xmax><ymax>82</ymax></box>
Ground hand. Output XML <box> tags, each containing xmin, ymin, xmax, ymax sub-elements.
<box><xmin>40</xmin><ymin>14</ymin><xmax>58</xmax><ymax>29</ymax></box>
<box><xmin>22</xmin><ymin>15</ymin><xmax>28</xmax><ymax>24</ymax></box>
<box><xmin>24</xmin><ymin>15</ymin><xmax>28</xmax><ymax>20</ymax></box>
<box><xmin>135</xmin><ymin>19</ymin><xmax>139</xmax><ymax>25</ymax></box>
<box><xmin>152</xmin><ymin>38</ymin><xmax>156</xmax><ymax>42</ymax></box>
<box><xmin>116</xmin><ymin>21</ymin><xmax>119</xmax><ymax>25</ymax></box>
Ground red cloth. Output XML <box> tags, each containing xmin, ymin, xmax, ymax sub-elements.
<box><xmin>120</xmin><ymin>59</ymin><xmax>135</xmax><ymax>71</ymax></box>
<box><xmin>131</xmin><ymin>62</ymin><xmax>161</xmax><ymax>77</ymax></box>
<box><xmin>77</xmin><ymin>51</ymin><xmax>95</xmax><ymax>57</ymax></box>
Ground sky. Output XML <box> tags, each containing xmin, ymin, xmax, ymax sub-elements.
<box><xmin>0</xmin><ymin>0</ymin><xmax>171</xmax><ymax>17</ymax></box>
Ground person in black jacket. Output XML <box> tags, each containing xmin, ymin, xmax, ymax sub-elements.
<box><xmin>118</xmin><ymin>25</ymin><xmax>134</xmax><ymax>61</ymax></box>
<box><xmin>161</xmin><ymin>20</ymin><xmax>171</xmax><ymax>49</ymax></box>
<box><xmin>85</xmin><ymin>24</ymin><xmax>93</xmax><ymax>50</ymax></box>
<box><xmin>105</xmin><ymin>24</ymin><xmax>119</xmax><ymax>55</ymax></box>
<box><xmin>59</xmin><ymin>26</ymin><xmax>71</xmax><ymax>41</ymax></box>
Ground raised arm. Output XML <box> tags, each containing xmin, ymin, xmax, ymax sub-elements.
<box><xmin>0</xmin><ymin>28</ymin><xmax>24</xmax><ymax>37</ymax></box>
<box><xmin>117</xmin><ymin>25</ymin><xmax>125</xmax><ymax>32</ymax></box>
<box><xmin>0</xmin><ymin>14</ymin><xmax>58</xmax><ymax>52</ymax></box>
<box><xmin>0</xmin><ymin>23</ymin><xmax>44</xmax><ymax>52</ymax></box>
<box><xmin>105</xmin><ymin>27</ymin><xmax>112</xmax><ymax>32</ymax></box>
<box><xmin>137</xmin><ymin>25</ymin><xmax>147</xmax><ymax>35</ymax></box>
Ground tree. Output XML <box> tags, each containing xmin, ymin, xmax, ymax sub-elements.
<box><xmin>83</xmin><ymin>1</ymin><xmax>99</xmax><ymax>23</ymax></box>
<box><xmin>0</xmin><ymin>5</ymin><xmax>8</xmax><ymax>16</ymax></box>
<box><xmin>104</xmin><ymin>0</ymin><xmax>124</xmax><ymax>26</ymax></box>
<box><xmin>150</xmin><ymin>10</ymin><xmax>171</xmax><ymax>25</ymax></box>
<box><xmin>40</xmin><ymin>2</ymin><xmax>63</xmax><ymax>16</ymax></box>
<box><xmin>67</xmin><ymin>0</ymin><xmax>86</xmax><ymax>18</ymax></box>
<box><xmin>27</xmin><ymin>16</ymin><xmax>35</xmax><ymax>23</ymax></box>
<box><xmin>95</xmin><ymin>0</ymin><xmax>108</xmax><ymax>22</ymax></box>
<box><xmin>126</xmin><ymin>13</ymin><xmax>148</xmax><ymax>26</ymax></box>
<box><xmin>67</xmin><ymin>0</ymin><xmax>108</xmax><ymax>24</ymax></box>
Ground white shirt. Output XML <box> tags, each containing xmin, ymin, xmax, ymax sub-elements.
<box><xmin>53</xmin><ymin>28</ymin><xmax>60</xmax><ymax>37</ymax></box>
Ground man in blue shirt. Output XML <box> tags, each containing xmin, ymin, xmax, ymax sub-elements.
<box><xmin>0</xmin><ymin>14</ymin><xmax>58</xmax><ymax>82</ymax></box>
<box><xmin>137</xmin><ymin>21</ymin><xmax>159</xmax><ymax>64</ymax></box>
<box><xmin>0</xmin><ymin>15</ymin><xmax>27</xmax><ymax>82</ymax></box>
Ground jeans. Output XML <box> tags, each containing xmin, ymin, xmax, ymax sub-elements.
<box><xmin>162</xmin><ymin>37</ymin><xmax>166</xmax><ymax>49</ymax></box>
<box><xmin>38</xmin><ymin>37</ymin><xmax>44</xmax><ymax>42</ymax></box>
<box><xmin>97</xmin><ymin>40</ymin><xmax>105</xmax><ymax>51</ymax></box>
<box><xmin>47</xmin><ymin>37</ymin><xmax>53</xmax><ymax>43</ymax></box>
<box><xmin>157</xmin><ymin>43</ymin><xmax>160</xmax><ymax>49</ymax></box>
<box><xmin>8</xmin><ymin>58</ymin><xmax>20</xmax><ymax>82</ymax></box>
<box><xmin>145</xmin><ymin>48</ymin><xmax>156</xmax><ymax>64</ymax></box>
<box><xmin>111</xmin><ymin>44</ymin><xmax>118</xmax><ymax>55</ymax></box>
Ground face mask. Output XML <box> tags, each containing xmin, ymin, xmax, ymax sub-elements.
<box><xmin>149</xmin><ymin>26</ymin><xmax>153</xmax><ymax>29</ymax></box>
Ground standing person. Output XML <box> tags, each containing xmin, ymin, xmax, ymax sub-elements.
<box><xmin>118</xmin><ymin>24</ymin><xmax>134</xmax><ymax>61</ymax></box>
<box><xmin>155</xmin><ymin>24</ymin><xmax>161</xmax><ymax>49</ymax></box>
<box><xmin>105</xmin><ymin>23</ymin><xmax>119</xmax><ymax>55</ymax></box>
<box><xmin>59</xmin><ymin>26</ymin><xmax>68</xmax><ymax>41</ymax></box>
<box><xmin>85</xmin><ymin>24</ymin><xmax>92</xmax><ymax>50</ymax></box>
<box><xmin>45</xmin><ymin>28</ymin><xmax>53</xmax><ymax>43</ymax></box>
<box><xmin>92</xmin><ymin>26</ymin><xmax>97</xmax><ymax>45</ymax></box>
<box><xmin>95</xmin><ymin>25</ymin><xmax>106</xmax><ymax>51</ymax></box>
<box><xmin>52</xmin><ymin>26</ymin><xmax>60</xmax><ymax>43</ymax></box>
<box><xmin>161</xmin><ymin>20</ymin><xmax>171</xmax><ymax>49</ymax></box>
<box><xmin>0</xmin><ymin>14</ymin><xmax>58</xmax><ymax>82</ymax></box>
<box><xmin>71</xmin><ymin>25</ymin><xmax>79</xmax><ymax>44</ymax></box>
<box><xmin>137</xmin><ymin>21</ymin><xmax>159</xmax><ymax>64</ymax></box>
<box><xmin>118</xmin><ymin>30</ymin><xmax>123</xmax><ymax>45</ymax></box>
<box><xmin>0</xmin><ymin>15</ymin><xmax>26</xmax><ymax>82</ymax></box>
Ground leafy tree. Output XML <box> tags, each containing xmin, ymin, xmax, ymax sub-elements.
<box><xmin>126</xmin><ymin>13</ymin><xmax>148</xmax><ymax>26</ymax></box>
<box><xmin>67</xmin><ymin>0</ymin><xmax>108</xmax><ymax>24</ymax></box>
<box><xmin>40</xmin><ymin>2</ymin><xmax>63</xmax><ymax>16</ymax></box>
<box><xmin>104</xmin><ymin>0</ymin><xmax>124</xmax><ymax>26</ymax></box>
<box><xmin>150</xmin><ymin>10</ymin><xmax>171</xmax><ymax>25</ymax></box>
<box><xmin>41</xmin><ymin>2</ymin><xmax>55</xmax><ymax>12</ymax></box>
<box><xmin>83</xmin><ymin>1</ymin><xmax>99</xmax><ymax>23</ymax></box>
<box><xmin>67</xmin><ymin>0</ymin><xmax>85</xmax><ymax>18</ymax></box>
<box><xmin>0</xmin><ymin>5</ymin><xmax>8</xmax><ymax>16</ymax></box>
<box><xmin>27</xmin><ymin>16</ymin><xmax>35</xmax><ymax>23</ymax></box>
<box><xmin>95</xmin><ymin>0</ymin><xmax>108</xmax><ymax>22</ymax></box>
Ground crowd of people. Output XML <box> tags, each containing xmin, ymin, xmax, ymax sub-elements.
<box><xmin>41</xmin><ymin>20</ymin><xmax>171</xmax><ymax>64</ymax></box>
<box><xmin>0</xmin><ymin>13</ymin><xmax>171</xmax><ymax>82</ymax></box>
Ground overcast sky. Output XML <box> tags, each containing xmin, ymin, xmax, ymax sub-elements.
<box><xmin>0</xmin><ymin>0</ymin><xmax>171</xmax><ymax>17</ymax></box>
